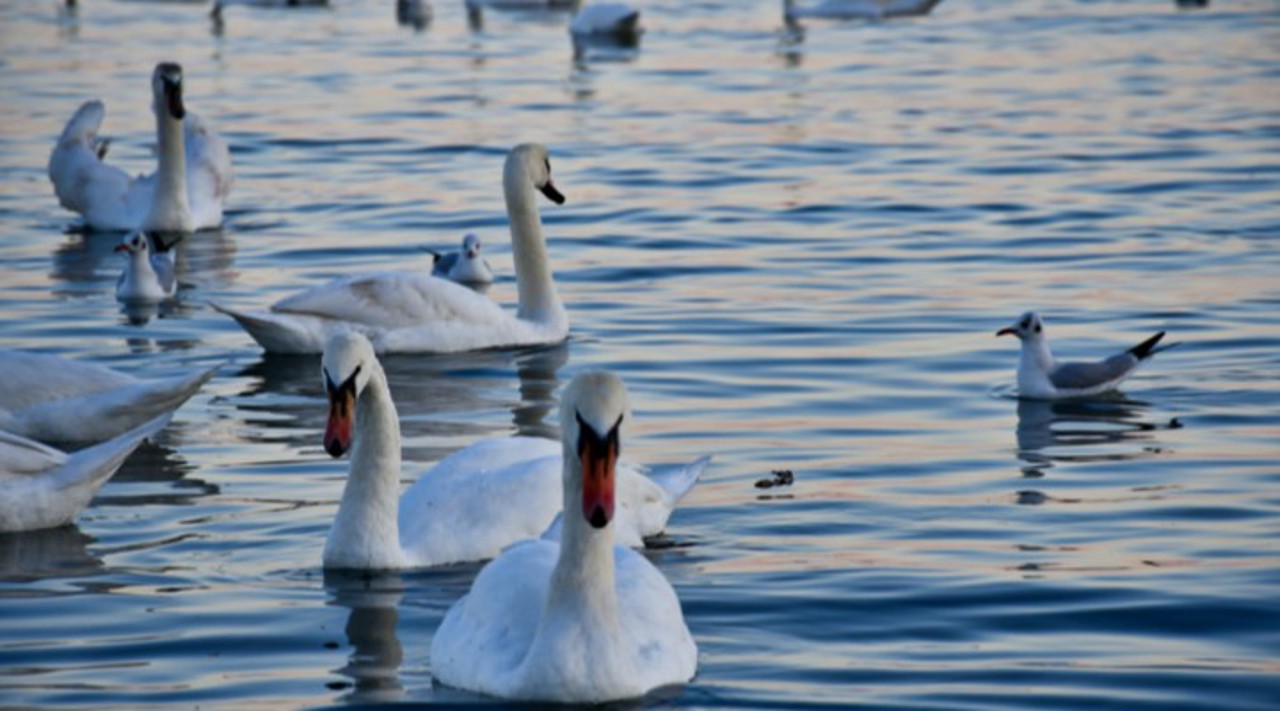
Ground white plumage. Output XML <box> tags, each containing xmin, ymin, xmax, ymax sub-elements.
<box><xmin>116</xmin><ymin>232</ymin><xmax>179</xmax><ymax>302</ymax></box>
<box><xmin>785</xmin><ymin>0</ymin><xmax>945</xmax><ymax>21</ymax></box>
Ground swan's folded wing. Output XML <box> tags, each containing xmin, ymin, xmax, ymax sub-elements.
<box><xmin>184</xmin><ymin>112</ymin><xmax>233</xmax><ymax>227</ymax></box>
<box><xmin>0</xmin><ymin>430</ymin><xmax>67</xmax><ymax>478</ymax></box>
<box><xmin>47</xmin><ymin>100</ymin><xmax>133</xmax><ymax>215</ymax></box>
<box><xmin>616</xmin><ymin>546</ymin><xmax>698</xmax><ymax>681</ymax></box>
<box><xmin>271</xmin><ymin>271</ymin><xmax>505</xmax><ymax>330</ymax></box>
<box><xmin>0</xmin><ymin>350</ymin><xmax>135</xmax><ymax>413</ymax></box>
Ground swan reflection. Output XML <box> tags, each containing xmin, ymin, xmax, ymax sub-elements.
<box><xmin>323</xmin><ymin>570</ymin><xmax>406</xmax><ymax>704</ymax></box>
<box><xmin>0</xmin><ymin>525</ymin><xmax>103</xmax><ymax>585</ymax></box>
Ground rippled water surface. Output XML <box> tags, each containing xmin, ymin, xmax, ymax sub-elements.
<box><xmin>2</xmin><ymin>0</ymin><xmax>1279</xmax><ymax>708</ymax></box>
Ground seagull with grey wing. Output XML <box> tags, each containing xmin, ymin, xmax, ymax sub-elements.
<box><xmin>997</xmin><ymin>311</ymin><xmax>1177</xmax><ymax>400</ymax></box>
<box><xmin>428</xmin><ymin>233</ymin><xmax>494</xmax><ymax>286</ymax></box>
<box><xmin>116</xmin><ymin>231</ymin><xmax>180</xmax><ymax>303</ymax></box>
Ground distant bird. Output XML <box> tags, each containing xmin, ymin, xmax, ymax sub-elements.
<box><xmin>211</xmin><ymin>0</ymin><xmax>330</xmax><ymax>22</ymax></box>
<box><xmin>784</xmin><ymin>0</ymin><xmax>945</xmax><ymax>22</ymax></box>
<box><xmin>0</xmin><ymin>350</ymin><xmax>216</xmax><ymax>444</ymax></box>
<box><xmin>429</xmin><ymin>233</ymin><xmax>494</xmax><ymax>286</ymax></box>
<box><xmin>0</xmin><ymin>414</ymin><xmax>168</xmax><ymax>533</ymax></box>
<box><xmin>396</xmin><ymin>0</ymin><xmax>432</xmax><ymax>30</ymax></box>
<box><xmin>570</xmin><ymin>2</ymin><xmax>642</xmax><ymax>44</ymax></box>
<box><xmin>1174</xmin><ymin>0</ymin><xmax>1209</xmax><ymax>8</ymax></box>
<box><xmin>997</xmin><ymin>312</ymin><xmax>1178</xmax><ymax>400</ymax></box>
<box><xmin>116</xmin><ymin>232</ymin><xmax>180</xmax><ymax>303</ymax></box>
<box><xmin>48</xmin><ymin>62</ymin><xmax>232</xmax><ymax>234</ymax></box>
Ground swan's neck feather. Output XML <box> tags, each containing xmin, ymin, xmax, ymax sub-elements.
<box><xmin>146</xmin><ymin>111</ymin><xmax>192</xmax><ymax>232</ymax></box>
<box><xmin>504</xmin><ymin>163</ymin><xmax>564</xmax><ymax>327</ymax></box>
<box><xmin>324</xmin><ymin>367</ymin><xmax>406</xmax><ymax>569</ymax></box>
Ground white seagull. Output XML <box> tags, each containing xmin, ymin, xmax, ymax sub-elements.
<box><xmin>428</xmin><ymin>233</ymin><xmax>494</xmax><ymax>286</ymax></box>
<box><xmin>214</xmin><ymin>144</ymin><xmax>568</xmax><ymax>355</ymax></box>
<box><xmin>0</xmin><ymin>413</ymin><xmax>168</xmax><ymax>533</ymax></box>
<box><xmin>430</xmin><ymin>371</ymin><xmax>698</xmax><ymax>703</ymax></box>
<box><xmin>0</xmin><ymin>350</ymin><xmax>216</xmax><ymax>444</ymax></box>
<box><xmin>997</xmin><ymin>311</ymin><xmax>1177</xmax><ymax>400</ymax></box>
<box><xmin>319</xmin><ymin>332</ymin><xmax>707</xmax><ymax>570</ymax></box>
<box><xmin>48</xmin><ymin>62</ymin><xmax>233</xmax><ymax>234</ymax></box>
<box><xmin>116</xmin><ymin>232</ymin><xmax>180</xmax><ymax>303</ymax></box>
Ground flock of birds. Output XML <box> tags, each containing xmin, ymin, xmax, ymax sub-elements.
<box><xmin>6</xmin><ymin>0</ymin><xmax>1191</xmax><ymax>703</ymax></box>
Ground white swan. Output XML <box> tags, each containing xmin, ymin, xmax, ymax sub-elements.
<box><xmin>429</xmin><ymin>233</ymin><xmax>494</xmax><ymax>286</ymax></box>
<box><xmin>214</xmin><ymin>144</ymin><xmax>567</xmax><ymax>355</ymax></box>
<box><xmin>48</xmin><ymin>62</ymin><xmax>233</xmax><ymax>234</ymax></box>
<box><xmin>431</xmin><ymin>371</ymin><xmax>697</xmax><ymax>703</ymax></box>
<box><xmin>0</xmin><ymin>350</ymin><xmax>216</xmax><ymax>444</ymax></box>
<box><xmin>0</xmin><ymin>413</ymin><xmax>168</xmax><ymax>533</ymax></box>
<box><xmin>319</xmin><ymin>332</ymin><xmax>706</xmax><ymax>570</ymax></box>
<box><xmin>116</xmin><ymin>232</ymin><xmax>180</xmax><ymax>302</ymax></box>
<box><xmin>570</xmin><ymin>2</ymin><xmax>642</xmax><ymax>41</ymax></box>
<box><xmin>784</xmin><ymin>0</ymin><xmax>945</xmax><ymax>21</ymax></box>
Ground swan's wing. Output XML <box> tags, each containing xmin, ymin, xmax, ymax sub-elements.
<box><xmin>429</xmin><ymin>539</ymin><xmax>557</xmax><ymax>688</ymax></box>
<box><xmin>0</xmin><ymin>430</ymin><xmax>68</xmax><ymax>477</ymax></box>
<box><xmin>612</xmin><ymin>455</ymin><xmax>709</xmax><ymax>544</ymax></box>
<box><xmin>615</xmin><ymin>546</ymin><xmax>698</xmax><ymax>683</ymax></box>
<box><xmin>0</xmin><ymin>350</ymin><xmax>136</xmax><ymax>414</ymax></box>
<box><xmin>183</xmin><ymin>112</ymin><xmax>232</xmax><ymax>229</ymax></box>
<box><xmin>47</xmin><ymin>101</ymin><xmax>136</xmax><ymax>222</ymax></box>
<box><xmin>271</xmin><ymin>271</ymin><xmax>506</xmax><ymax>330</ymax></box>
<box><xmin>150</xmin><ymin>252</ymin><xmax>178</xmax><ymax>295</ymax></box>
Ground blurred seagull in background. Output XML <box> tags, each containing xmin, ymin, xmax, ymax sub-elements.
<box><xmin>429</xmin><ymin>233</ymin><xmax>494</xmax><ymax>286</ymax></box>
<box><xmin>997</xmin><ymin>311</ymin><xmax>1178</xmax><ymax>400</ymax></box>
<box><xmin>116</xmin><ymin>232</ymin><xmax>180</xmax><ymax>303</ymax></box>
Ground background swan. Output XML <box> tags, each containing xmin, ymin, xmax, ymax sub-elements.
<box><xmin>570</xmin><ymin>2</ymin><xmax>642</xmax><ymax>42</ymax></box>
<box><xmin>116</xmin><ymin>232</ymin><xmax>180</xmax><ymax>302</ymax></box>
<box><xmin>0</xmin><ymin>414</ymin><xmax>168</xmax><ymax>533</ymax></box>
<box><xmin>48</xmin><ymin>62</ymin><xmax>232</xmax><ymax>234</ymax></box>
<box><xmin>784</xmin><ymin>0</ymin><xmax>945</xmax><ymax>21</ymax></box>
<box><xmin>429</xmin><ymin>233</ymin><xmax>494</xmax><ymax>286</ymax></box>
<box><xmin>0</xmin><ymin>350</ymin><xmax>216</xmax><ymax>444</ymax></box>
<box><xmin>215</xmin><ymin>144</ymin><xmax>566</xmax><ymax>354</ymax></box>
<box><xmin>430</xmin><ymin>371</ymin><xmax>697</xmax><ymax>703</ymax></box>
<box><xmin>319</xmin><ymin>332</ymin><xmax>706</xmax><ymax>570</ymax></box>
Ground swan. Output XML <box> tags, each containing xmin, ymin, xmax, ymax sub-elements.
<box><xmin>319</xmin><ymin>332</ymin><xmax>707</xmax><ymax>570</ymax></box>
<box><xmin>116</xmin><ymin>232</ymin><xmax>180</xmax><ymax>302</ymax></box>
<box><xmin>48</xmin><ymin>62</ymin><xmax>233</xmax><ymax>234</ymax></box>
<box><xmin>570</xmin><ymin>2</ymin><xmax>642</xmax><ymax>41</ymax></box>
<box><xmin>214</xmin><ymin>143</ymin><xmax>567</xmax><ymax>355</ymax></box>
<box><xmin>430</xmin><ymin>371</ymin><xmax>697</xmax><ymax>703</ymax></box>
<box><xmin>428</xmin><ymin>233</ymin><xmax>493</xmax><ymax>286</ymax></box>
<box><xmin>784</xmin><ymin>0</ymin><xmax>945</xmax><ymax>21</ymax></box>
<box><xmin>997</xmin><ymin>312</ymin><xmax>1178</xmax><ymax>400</ymax></box>
<box><xmin>0</xmin><ymin>350</ymin><xmax>217</xmax><ymax>444</ymax></box>
<box><xmin>0</xmin><ymin>413</ymin><xmax>168</xmax><ymax>533</ymax></box>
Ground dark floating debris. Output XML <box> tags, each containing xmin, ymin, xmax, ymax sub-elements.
<box><xmin>755</xmin><ymin>469</ymin><xmax>795</xmax><ymax>489</ymax></box>
<box><xmin>1168</xmin><ymin>417</ymin><xmax>1183</xmax><ymax>429</ymax></box>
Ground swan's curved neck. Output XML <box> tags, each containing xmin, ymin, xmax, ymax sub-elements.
<box><xmin>146</xmin><ymin>109</ymin><xmax>192</xmax><ymax>232</ymax></box>
<box><xmin>504</xmin><ymin>162</ymin><xmax>564</xmax><ymax>327</ymax></box>
<box><xmin>325</xmin><ymin>366</ymin><xmax>405</xmax><ymax>569</ymax></box>
<box><xmin>539</xmin><ymin>455</ymin><xmax>619</xmax><ymax>631</ymax></box>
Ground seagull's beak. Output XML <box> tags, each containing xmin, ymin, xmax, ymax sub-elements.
<box><xmin>578</xmin><ymin>415</ymin><xmax>619</xmax><ymax>530</ymax></box>
<box><xmin>114</xmin><ymin>244</ymin><xmax>129</xmax><ymax>253</ymax></box>
<box><xmin>324</xmin><ymin>375</ymin><xmax>356</xmax><ymax>458</ymax></box>
<box><xmin>996</xmin><ymin>327</ymin><xmax>1016</xmax><ymax>337</ymax></box>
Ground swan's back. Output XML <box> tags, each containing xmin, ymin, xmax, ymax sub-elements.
<box><xmin>0</xmin><ymin>350</ymin><xmax>135</xmax><ymax>414</ymax></box>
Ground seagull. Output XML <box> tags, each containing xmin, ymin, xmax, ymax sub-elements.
<box><xmin>570</xmin><ymin>2</ymin><xmax>642</xmax><ymax>44</ymax></box>
<box><xmin>116</xmin><ymin>232</ymin><xmax>180</xmax><ymax>302</ymax></box>
<box><xmin>997</xmin><ymin>311</ymin><xmax>1177</xmax><ymax>400</ymax></box>
<box><xmin>428</xmin><ymin>233</ymin><xmax>494</xmax><ymax>286</ymax></box>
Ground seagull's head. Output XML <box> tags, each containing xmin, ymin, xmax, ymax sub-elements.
<box><xmin>997</xmin><ymin>311</ymin><xmax>1044</xmax><ymax>342</ymax></box>
<box><xmin>114</xmin><ymin>231</ymin><xmax>151</xmax><ymax>257</ymax></box>
<box><xmin>462</xmin><ymin>233</ymin><xmax>482</xmax><ymax>260</ymax></box>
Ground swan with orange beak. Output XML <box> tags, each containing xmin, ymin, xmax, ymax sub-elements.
<box><xmin>430</xmin><ymin>371</ymin><xmax>698</xmax><ymax>703</ymax></box>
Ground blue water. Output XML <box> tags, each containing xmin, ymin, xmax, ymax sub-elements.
<box><xmin>2</xmin><ymin>0</ymin><xmax>1279</xmax><ymax>707</ymax></box>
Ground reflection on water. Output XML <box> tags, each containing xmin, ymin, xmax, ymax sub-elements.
<box><xmin>50</xmin><ymin>230</ymin><xmax>238</xmax><ymax>301</ymax></box>
<box><xmin>1014</xmin><ymin>397</ymin><xmax>1166</xmax><ymax>479</ymax></box>
<box><xmin>324</xmin><ymin>570</ymin><xmax>406</xmax><ymax>705</ymax></box>
<box><xmin>0</xmin><ymin>526</ymin><xmax>102</xmax><ymax>585</ymax></box>
<box><xmin>92</xmin><ymin>439</ymin><xmax>217</xmax><ymax>507</ymax></box>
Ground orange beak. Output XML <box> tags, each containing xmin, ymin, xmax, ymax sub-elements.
<box><xmin>578</xmin><ymin>413</ymin><xmax>620</xmax><ymax>529</ymax></box>
<box><xmin>996</xmin><ymin>327</ymin><xmax>1016</xmax><ymax>337</ymax></box>
<box><xmin>323</xmin><ymin>367</ymin><xmax>359</xmax><ymax>458</ymax></box>
<box><xmin>114</xmin><ymin>243</ymin><xmax>130</xmax><ymax>253</ymax></box>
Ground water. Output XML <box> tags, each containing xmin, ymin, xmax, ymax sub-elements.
<box><xmin>1</xmin><ymin>0</ymin><xmax>1279</xmax><ymax>707</ymax></box>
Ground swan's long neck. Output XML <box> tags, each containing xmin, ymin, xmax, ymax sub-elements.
<box><xmin>146</xmin><ymin>109</ymin><xmax>192</xmax><ymax>232</ymax></box>
<box><xmin>324</xmin><ymin>367</ymin><xmax>405</xmax><ymax>569</ymax></box>
<box><xmin>504</xmin><ymin>162</ymin><xmax>564</xmax><ymax>327</ymax></box>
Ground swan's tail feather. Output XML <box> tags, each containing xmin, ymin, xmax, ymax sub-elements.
<box><xmin>58</xmin><ymin>100</ymin><xmax>106</xmax><ymax>146</ymax></box>
<box><xmin>648</xmin><ymin>455</ymin><xmax>710</xmax><ymax>508</ymax></box>
<box><xmin>53</xmin><ymin>413</ymin><xmax>168</xmax><ymax>494</ymax></box>
<box><xmin>211</xmin><ymin>302</ymin><xmax>320</xmax><ymax>354</ymax></box>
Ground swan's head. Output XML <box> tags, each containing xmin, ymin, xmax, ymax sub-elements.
<box><xmin>114</xmin><ymin>231</ymin><xmax>151</xmax><ymax>258</ymax></box>
<box><xmin>152</xmin><ymin>62</ymin><xmax>185</xmax><ymax>121</ymax></box>
<box><xmin>507</xmin><ymin>143</ymin><xmax>566</xmax><ymax>205</ymax></box>
<box><xmin>997</xmin><ymin>311</ymin><xmax>1045</xmax><ymax>342</ymax></box>
<box><xmin>321</xmin><ymin>331</ymin><xmax>378</xmax><ymax>458</ymax></box>
<box><xmin>561</xmin><ymin>371</ymin><xmax>629</xmax><ymax>529</ymax></box>
<box><xmin>462</xmin><ymin>233</ymin><xmax>482</xmax><ymax>259</ymax></box>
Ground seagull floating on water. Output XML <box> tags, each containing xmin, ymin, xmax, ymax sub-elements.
<box><xmin>428</xmin><ymin>233</ymin><xmax>494</xmax><ymax>286</ymax></box>
<box><xmin>997</xmin><ymin>311</ymin><xmax>1177</xmax><ymax>400</ymax></box>
<box><xmin>116</xmin><ymin>232</ymin><xmax>180</xmax><ymax>303</ymax></box>
<box><xmin>48</xmin><ymin>62</ymin><xmax>232</xmax><ymax>234</ymax></box>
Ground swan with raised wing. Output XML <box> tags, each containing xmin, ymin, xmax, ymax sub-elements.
<box><xmin>430</xmin><ymin>371</ymin><xmax>698</xmax><ymax>703</ymax></box>
<box><xmin>215</xmin><ymin>144</ymin><xmax>567</xmax><ymax>354</ymax></box>
<box><xmin>318</xmin><ymin>332</ymin><xmax>706</xmax><ymax>570</ymax></box>
<box><xmin>48</xmin><ymin>62</ymin><xmax>232</xmax><ymax>234</ymax></box>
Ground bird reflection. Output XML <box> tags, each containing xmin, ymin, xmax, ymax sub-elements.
<box><xmin>396</xmin><ymin>0</ymin><xmax>432</xmax><ymax>31</ymax></box>
<box><xmin>1014</xmin><ymin>396</ymin><xmax>1164</xmax><ymax>479</ymax></box>
<box><xmin>90</xmin><ymin>438</ymin><xmax>218</xmax><ymax>507</ymax></box>
<box><xmin>323</xmin><ymin>570</ymin><xmax>406</xmax><ymax>704</ymax></box>
<box><xmin>229</xmin><ymin>341</ymin><xmax>569</xmax><ymax>456</ymax></box>
<box><xmin>0</xmin><ymin>525</ymin><xmax>103</xmax><ymax>584</ymax></box>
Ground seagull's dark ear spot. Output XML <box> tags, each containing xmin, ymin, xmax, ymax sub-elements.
<box><xmin>1034</xmin><ymin>324</ymin><xmax>1042</xmax><ymax>333</ymax></box>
